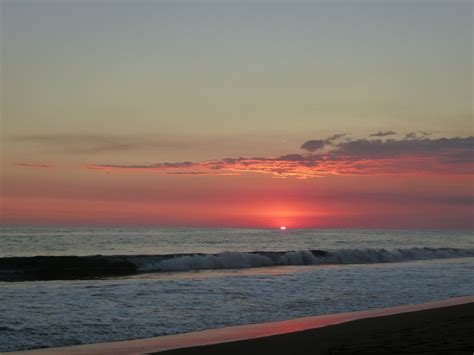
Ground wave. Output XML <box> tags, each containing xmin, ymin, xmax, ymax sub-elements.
<box><xmin>1</xmin><ymin>247</ymin><xmax>473</xmax><ymax>281</ymax></box>
<box><xmin>130</xmin><ymin>247</ymin><xmax>474</xmax><ymax>272</ymax></box>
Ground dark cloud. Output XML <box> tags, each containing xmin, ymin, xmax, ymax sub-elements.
<box><xmin>300</xmin><ymin>134</ymin><xmax>346</xmax><ymax>152</ymax></box>
<box><xmin>300</xmin><ymin>139</ymin><xmax>326</xmax><ymax>152</ymax></box>
<box><xmin>369</xmin><ymin>131</ymin><xmax>397</xmax><ymax>137</ymax></box>
<box><xmin>335</xmin><ymin>136</ymin><xmax>474</xmax><ymax>162</ymax></box>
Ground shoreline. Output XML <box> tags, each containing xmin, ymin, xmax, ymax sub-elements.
<box><xmin>7</xmin><ymin>296</ymin><xmax>474</xmax><ymax>354</ymax></box>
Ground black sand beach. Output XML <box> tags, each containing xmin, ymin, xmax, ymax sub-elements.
<box><xmin>159</xmin><ymin>302</ymin><xmax>474</xmax><ymax>355</ymax></box>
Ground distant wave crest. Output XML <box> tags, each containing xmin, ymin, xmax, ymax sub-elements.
<box><xmin>1</xmin><ymin>247</ymin><xmax>473</xmax><ymax>281</ymax></box>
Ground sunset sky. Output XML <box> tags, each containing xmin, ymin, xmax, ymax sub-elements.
<box><xmin>1</xmin><ymin>0</ymin><xmax>473</xmax><ymax>228</ymax></box>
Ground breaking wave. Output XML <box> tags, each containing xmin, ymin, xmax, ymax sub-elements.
<box><xmin>1</xmin><ymin>247</ymin><xmax>473</xmax><ymax>281</ymax></box>
<box><xmin>130</xmin><ymin>247</ymin><xmax>474</xmax><ymax>272</ymax></box>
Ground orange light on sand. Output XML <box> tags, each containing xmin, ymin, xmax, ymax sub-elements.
<box><xmin>280</xmin><ymin>226</ymin><xmax>287</xmax><ymax>230</ymax></box>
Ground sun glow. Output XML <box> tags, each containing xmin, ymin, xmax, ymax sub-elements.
<box><xmin>280</xmin><ymin>226</ymin><xmax>287</xmax><ymax>230</ymax></box>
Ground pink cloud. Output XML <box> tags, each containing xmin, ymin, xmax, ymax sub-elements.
<box><xmin>87</xmin><ymin>135</ymin><xmax>474</xmax><ymax>179</ymax></box>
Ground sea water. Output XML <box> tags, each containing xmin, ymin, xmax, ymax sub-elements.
<box><xmin>0</xmin><ymin>227</ymin><xmax>473</xmax><ymax>351</ymax></box>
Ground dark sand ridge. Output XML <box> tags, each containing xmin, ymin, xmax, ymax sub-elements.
<box><xmin>8</xmin><ymin>296</ymin><xmax>474</xmax><ymax>355</ymax></box>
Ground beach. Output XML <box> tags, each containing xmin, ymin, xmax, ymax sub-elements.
<box><xmin>159</xmin><ymin>300</ymin><xmax>474</xmax><ymax>355</ymax></box>
<box><xmin>9</xmin><ymin>296</ymin><xmax>473</xmax><ymax>355</ymax></box>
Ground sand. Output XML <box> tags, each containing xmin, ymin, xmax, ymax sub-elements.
<box><xmin>9</xmin><ymin>296</ymin><xmax>474</xmax><ymax>355</ymax></box>
<box><xmin>160</xmin><ymin>301</ymin><xmax>474</xmax><ymax>355</ymax></box>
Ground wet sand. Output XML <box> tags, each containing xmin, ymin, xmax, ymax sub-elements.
<box><xmin>10</xmin><ymin>296</ymin><xmax>474</xmax><ymax>355</ymax></box>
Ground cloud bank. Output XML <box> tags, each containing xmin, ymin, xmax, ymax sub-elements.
<box><xmin>87</xmin><ymin>133</ymin><xmax>474</xmax><ymax>179</ymax></box>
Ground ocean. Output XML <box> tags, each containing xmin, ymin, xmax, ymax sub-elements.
<box><xmin>0</xmin><ymin>227</ymin><xmax>473</xmax><ymax>352</ymax></box>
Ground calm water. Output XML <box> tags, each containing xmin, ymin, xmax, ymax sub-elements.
<box><xmin>0</xmin><ymin>227</ymin><xmax>473</xmax><ymax>351</ymax></box>
<box><xmin>1</xmin><ymin>226</ymin><xmax>473</xmax><ymax>256</ymax></box>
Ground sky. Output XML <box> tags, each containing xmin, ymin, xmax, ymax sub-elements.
<box><xmin>1</xmin><ymin>0</ymin><xmax>473</xmax><ymax>228</ymax></box>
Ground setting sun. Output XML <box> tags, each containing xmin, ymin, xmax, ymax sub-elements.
<box><xmin>280</xmin><ymin>226</ymin><xmax>287</xmax><ymax>230</ymax></box>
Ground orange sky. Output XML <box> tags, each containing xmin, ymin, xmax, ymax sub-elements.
<box><xmin>1</xmin><ymin>1</ymin><xmax>472</xmax><ymax>228</ymax></box>
<box><xmin>2</xmin><ymin>165</ymin><xmax>473</xmax><ymax>228</ymax></box>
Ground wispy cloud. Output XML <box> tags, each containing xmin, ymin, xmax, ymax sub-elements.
<box><xmin>87</xmin><ymin>133</ymin><xmax>474</xmax><ymax>179</ymax></box>
<box><xmin>404</xmin><ymin>131</ymin><xmax>433</xmax><ymax>140</ymax></box>
<box><xmin>369</xmin><ymin>131</ymin><xmax>397</xmax><ymax>137</ymax></box>
<box><xmin>13</xmin><ymin>134</ymin><xmax>184</xmax><ymax>154</ymax></box>
<box><xmin>14</xmin><ymin>163</ymin><xmax>52</xmax><ymax>168</ymax></box>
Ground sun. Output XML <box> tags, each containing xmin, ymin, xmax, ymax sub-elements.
<box><xmin>280</xmin><ymin>226</ymin><xmax>287</xmax><ymax>230</ymax></box>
